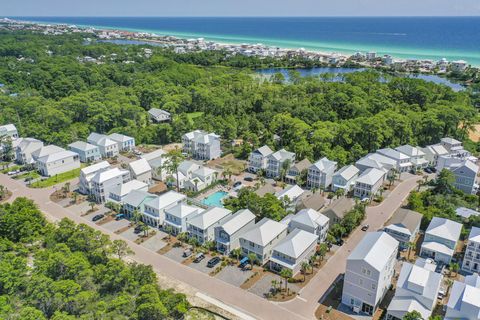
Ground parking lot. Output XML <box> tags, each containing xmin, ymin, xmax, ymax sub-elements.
<box><xmin>249</xmin><ymin>273</ymin><xmax>301</xmax><ymax>298</ymax></box>
<box><xmin>215</xmin><ymin>265</ymin><xmax>253</xmax><ymax>287</ymax></box>
<box><xmin>164</xmin><ymin>246</ymin><xmax>189</xmax><ymax>263</ymax></box>
<box><xmin>140</xmin><ymin>232</ymin><xmax>168</xmax><ymax>252</ymax></box>
<box><xmin>102</xmin><ymin>218</ymin><xmax>130</xmax><ymax>232</ymax></box>
<box><xmin>119</xmin><ymin>226</ymin><xmax>141</xmax><ymax>241</ymax></box>
<box><xmin>188</xmin><ymin>254</ymin><xmax>218</xmax><ymax>274</ymax></box>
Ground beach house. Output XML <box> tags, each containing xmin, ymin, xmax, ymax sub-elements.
<box><xmin>420</xmin><ymin>217</ymin><xmax>462</xmax><ymax>264</ymax></box>
<box><xmin>286</xmin><ymin>208</ymin><xmax>329</xmax><ymax>242</ymax></box>
<box><xmin>36</xmin><ymin>150</ymin><xmax>80</xmax><ymax>177</ymax></box>
<box><xmin>141</xmin><ymin>149</ymin><xmax>167</xmax><ymax>180</ymax></box>
<box><xmin>128</xmin><ymin>158</ymin><xmax>153</xmax><ymax>186</ymax></box>
<box><xmin>395</xmin><ymin>145</ymin><xmax>428</xmax><ymax>170</ymax></box>
<box><xmin>248</xmin><ymin>145</ymin><xmax>273</xmax><ymax>173</ymax></box>
<box><xmin>108</xmin><ymin>133</ymin><xmax>135</xmax><ymax>151</ymax></box>
<box><xmin>187</xmin><ymin>207</ymin><xmax>233</xmax><ymax>244</ymax></box>
<box><xmin>148</xmin><ymin>108</ymin><xmax>171</xmax><ymax>123</ymax></box>
<box><xmin>108</xmin><ymin>180</ymin><xmax>148</xmax><ymax>203</ymax></box>
<box><xmin>307</xmin><ymin>157</ymin><xmax>337</xmax><ymax>190</ymax></box>
<box><xmin>182</xmin><ymin>130</ymin><xmax>221</xmax><ymax>160</ymax></box>
<box><xmin>342</xmin><ymin>232</ymin><xmax>399</xmax><ymax>315</ymax></box>
<box><xmin>68</xmin><ymin>141</ymin><xmax>101</xmax><ymax>163</ymax></box>
<box><xmin>462</xmin><ymin>227</ymin><xmax>480</xmax><ymax>274</ymax></box>
<box><xmin>332</xmin><ymin>165</ymin><xmax>360</xmax><ymax>192</ymax></box>
<box><xmin>0</xmin><ymin>124</ymin><xmax>18</xmax><ymax>139</ymax></box>
<box><xmin>285</xmin><ymin>158</ymin><xmax>311</xmax><ymax>184</ymax></box>
<box><xmin>142</xmin><ymin>190</ymin><xmax>187</xmax><ymax>227</ymax></box>
<box><xmin>15</xmin><ymin>138</ymin><xmax>43</xmax><ymax>165</ymax></box>
<box><xmin>87</xmin><ymin>133</ymin><xmax>119</xmax><ymax>158</ymax></box>
<box><xmin>266</xmin><ymin>149</ymin><xmax>296</xmax><ymax>178</ymax></box>
<box><xmin>383</xmin><ymin>208</ymin><xmax>422</xmax><ymax>249</ymax></box>
<box><xmin>79</xmin><ymin>161</ymin><xmax>110</xmax><ymax>195</ymax></box>
<box><xmin>377</xmin><ymin>148</ymin><xmax>412</xmax><ymax>173</ymax></box>
<box><xmin>91</xmin><ymin>167</ymin><xmax>130</xmax><ymax>203</ymax></box>
<box><xmin>214</xmin><ymin>209</ymin><xmax>256</xmax><ymax>254</ymax></box>
<box><xmin>445</xmin><ymin>274</ymin><xmax>480</xmax><ymax>320</ymax></box>
<box><xmin>353</xmin><ymin>168</ymin><xmax>386</xmax><ymax>199</ymax></box>
<box><xmin>164</xmin><ymin>203</ymin><xmax>204</xmax><ymax>235</ymax></box>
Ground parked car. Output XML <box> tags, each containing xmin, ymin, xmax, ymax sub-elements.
<box><xmin>424</xmin><ymin>167</ymin><xmax>432</xmax><ymax>173</ymax></box>
<box><xmin>133</xmin><ymin>150</ymin><xmax>143</xmax><ymax>156</ymax></box>
<box><xmin>239</xmin><ymin>256</ymin><xmax>249</xmax><ymax>268</ymax></box>
<box><xmin>335</xmin><ymin>238</ymin><xmax>344</xmax><ymax>246</ymax></box>
<box><xmin>207</xmin><ymin>256</ymin><xmax>221</xmax><ymax>268</ymax></box>
<box><xmin>233</xmin><ymin>181</ymin><xmax>242</xmax><ymax>188</ymax></box>
<box><xmin>115</xmin><ymin>214</ymin><xmax>125</xmax><ymax>221</ymax></box>
<box><xmin>244</xmin><ymin>176</ymin><xmax>254</xmax><ymax>182</ymax></box>
<box><xmin>193</xmin><ymin>253</ymin><xmax>205</xmax><ymax>263</ymax></box>
<box><xmin>429</xmin><ymin>167</ymin><xmax>437</xmax><ymax>173</ymax></box>
<box><xmin>183</xmin><ymin>248</ymin><xmax>193</xmax><ymax>257</ymax></box>
<box><xmin>92</xmin><ymin>214</ymin><xmax>104</xmax><ymax>222</ymax></box>
<box><xmin>361</xmin><ymin>224</ymin><xmax>370</xmax><ymax>231</ymax></box>
<box><xmin>134</xmin><ymin>225</ymin><xmax>143</xmax><ymax>234</ymax></box>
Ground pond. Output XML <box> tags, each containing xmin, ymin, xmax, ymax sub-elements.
<box><xmin>202</xmin><ymin>191</ymin><xmax>228</xmax><ymax>208</ymax></box>
<box><xmin>255</xmin><ymin>67</ymin><xmax>465</xmax><ymax>91</ymax></box>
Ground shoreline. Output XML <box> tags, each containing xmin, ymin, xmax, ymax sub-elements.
<box><xmin>10</xmin><ymin>17</ymin><xmax>480</xmax><ymax>67</ymax></box>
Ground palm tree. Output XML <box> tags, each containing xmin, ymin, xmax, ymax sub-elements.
<box><xmin>132</xmin><ymin>209</ymin><xmax>142</xmax><ymax>226</ymax></box>
<box><xmin>162</xmin><ymin>148</ymin><xmax>185</xmax><ymax>192</ymax></box>
<box><xmin>223</xmin><ymin>168</ymin><xmax>233</xmax><ymax>183</ymax></box>
<box><xmin>280</xmin><ymin>159</ymin><xmax>292</xmax><ymax>182</ymax></box>
<box><xmin>88</xmin><ymin>201</ymin><xmax>96</xmax><ymax>212</ymax></box>
<box><xmin>140</xmin><ymin>222</ymin><xmax>149</xmax><ymax>237</ymax></box>
<box><xmin>280</xmin><ymin>268</ymin><xmax>293</xmax><ymax>294</ymax></box>
<box><xmin>406</xmin><ymin>242</ymin><xmax>416</xmax><ymax>261</ymax></box>
<box><xmin>300</xmin><ymin>261</ymin><xmax>310</xmax><ymax>281</ymax></box>
<box><xmin>271</xmin><ymin>279</ymin><xmax>279</xmax><ymax>295</ymax></box>
<box><xmin>192</xmin><ymin>178</ymin><xmax>201</xmax><ymax>192</ymax></box>
<box><xmin>231</xmin><ymin>248</ymin><xmax>242</xmax><ymax>262</ymax></box>
<box><xmin>388</xmin><ymin>169</ymin><xmax>398</xmax><ymax>187</ymax></box>
<box><xmin>247</xmin><ymin>252</ymin><xmax>258</xmax><ymax>268</ymax></box>
<box><xmin>445</xmin><ymin>278</ymin><xmax>454</xmax><ymax>296</ymax></box>
<box><xmin>417</xmin><ymin>179</ymin><xmax>423</xmax><ymax>192</ymax></box>
<box><xmin>449</xmin><ymin>262</ymin><xmax>460</xmax><ymax>277</ymax></box>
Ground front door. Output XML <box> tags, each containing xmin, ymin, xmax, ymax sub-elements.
<box><xmin>362</xmin><ymin>303</ymin><xmax>374</xmax><ymax>315</ymax></box>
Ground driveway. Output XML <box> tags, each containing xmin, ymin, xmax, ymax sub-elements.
<box><xmin>164</xmin><ymin>246</ymin><xmax>189</xmax><ymax>263</ymax></box>
<box><xmin>249</xmin><ymin>273</ymin><xmax>301</xmax><ymax>298</ymax></box>
<box><xmin>215</xmin><ymin>265</ymin><xmax>253</xmax><ymax>287</ymax></box>
<box><xmin>102</xmin><ymin>218</ymin><xmax>130</xmax><ymax>232</ymax></box>
<box><xmin>119</xmin><ymin>227</ymin><xmax>141</xmax><ymax>241</ymax></box>
<box><xmin>141</xmin><ymin>232</ymin><xmax>168</xmax><ymax>252</ymax></box>
<box><xmin>189</xmin><ymin>255</ymin><xmax>216</xmax><ymax>274</ymax></box>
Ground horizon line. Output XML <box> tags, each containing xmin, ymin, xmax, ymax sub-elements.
<box><xmin>7</xmin><ymin>15</ymin><xmax>480</xmax><ymax>18</ymax></box>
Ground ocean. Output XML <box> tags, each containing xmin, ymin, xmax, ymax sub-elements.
<box><xmin>12</xmin><ymin>16</ymin><xmax>480</xmax><ymax>66</ymax></box>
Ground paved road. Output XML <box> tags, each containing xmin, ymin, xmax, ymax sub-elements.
<box><xmin>0</xmin><ymin>173</ymin><xmax>421</xmax><ymax>320</ymax></box>
<box><xmin>280</xmin><ymin>174</ymin><xmax>422</xmax><ymax>317</ymax></box>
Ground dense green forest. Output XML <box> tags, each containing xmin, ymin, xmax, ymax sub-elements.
<box><xmin>0</xmin><ymin>30</ymin><xmax>478</xmax><ymax>166</ymax></box>
<box><xmin>0</xmin><ymin>198</ymin><xmax>188</xmax><ymax>319</ymax></box>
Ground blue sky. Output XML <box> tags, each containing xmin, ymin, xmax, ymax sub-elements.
<box><xmin>4</xmin><ymin>0</ymin><xmax>480</xmax><ymax>17</ymax></box>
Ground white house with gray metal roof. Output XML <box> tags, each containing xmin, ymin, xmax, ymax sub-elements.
<box><xmin>215</xmin><ymin>209</ymin><xmax>256</xmax><ymax>254</ymax></box>
<box><xmin>36</xmin><ymin>149</ymin><xmax>80</xmax><ymax>177</ymax></box>
<box><xmin>148</xmin><ymin>108</ymin><xmax>171</xmax><ymax>123</ymax></box>
<box><xmin>248</xmin><ymin>145</ymin><xmax>273</xmax><ymax>173</ymax></box>
<box><xmin>128</xmin><ymin>158</ymin><xmax>153</xmax><ymax>185</ymax></box>
<box><xmin>15</xmin><ymin>137</ymin><xmax>43</xmax><ymax>165</ymax></box>
<box><xmin>420</xmin><ymin>217</ymin><xmax>462</xmax><ymax>264</ymax></box>
<box><xmin>353</xmin><ymin>168</ymin><xmax>386</xmax><ymax>199</ymax></box>
<box><xmin>122</xmin><ymin>190</ymin><xmax>157</xmax><ymax>218</ymax></box>
<box><xmin>287</xmin><ymin>208</ymin><xmax>329</xmax><ymax>242</ymax></box>
<box><xmin>143</xmin><ymin>190</ymin><xmax>187</xmax><ymax>227</ymax></box>
<box><xmin>332</xmin><ymin>165</ymin><xmax>360</xmax><ymax>192</ymax></box>
<box><xmin>384</xmin><ymin>208</ymin><xmax>422</xmax><ymax>249</ymax></box>
<box><xmin>0</xmin><ymin>124</ymin><xmax>18</xmax><ymax>139</ymax></box>
<box><xmin>269</xmin><ymin>229</ymin><xmax>318</xmax><ymax>275</ymax></box>
<box><xmin>266</xmin><ymin>149</ymin><xmax>296</xmax><ymax>178</ymax></box>
<box><xmin>184</xmin><ymin>166</ymin><xmax>218</xmax><ymax>192</ymax></box>
<box><xmin>462</xmin><ymin>227</ymin><xmax>480</xmax><ymax>274</ymax></box>
<box><xmin>108</xmin><ymin>133</ymin><xmax>135</xmax><ymax>151</ymax></box>
<box><xmin>91</xmin><ymin>167</ymin><xmax>130</xmax><ymax>203</ymax></box>
<box><xmin>182</xmin><ymin>130</ymin><xmax>221</xmax><ymax>160</ymax></box>
<box><xmin>141</xmin><ymin>149</ymin><xmax>167</xmax><ymax>180</ymax></box>
<box><xmin>445</xmin><ymin>274</ymin><xmax>480</xmax><ymax>320</ymax></box>
<box><xmin>68</xmin><ymin>141</ymin><xmax>101</xmax><ymax>163</ymax></box>
<box><xmin>164</xmin><ymin>203</ymin><xmax>204</xmax><ymax>235</ymax></box>
<box><xmin>377</xmin><ymin>148</ymin><xmax>413</xmax><ymax>173</ymax></box>
<box><xmin>342</xmin><ymin>232</ymin><xmax>399</xmax><ymax>315</ymax></box>
<box><xmin>395</xmin><ymin>145</ymin><xmax>428</xmax><ymax>170</ymax></box>
<box><xmin>386</xmin><ymin>259</ymin><xmax>442</xmax><ymax>320</ymax></box>
<box><xmin>187</xmin><ymin>207</ymin><xmax>233</xmax><ymax>244</ymax></box>
<box><xmin>239</xmin><ymin>218</ymin><xmax>288</xmax><ymax>265</ymax></box>
<box><xmin>79</xmin><ymin>161</ymin><xmax>111</xmax><ymax>195</ymax></box>
<box><xmin>87</xmin><ymin>133</ymin><xmax>119</xmax><ymax>158</ymax></box>
<box><xmin>108</xmin><ymin>180</ymin><xmax>148</xmax><ymax>203</ymax></box>
<box><xmin>307</xmin><ymin>157</ymin><xmax>337</xmax><ymax>190</ymax></box>
<box><xmin>420</xmin><ymin>144</ymin><xmax>449</xmax><ymax>167</ymax></box>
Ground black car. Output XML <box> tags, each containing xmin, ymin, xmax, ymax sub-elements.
<box><xmin>92</xmin><ymin>214</ymin><xmax>104</xmax><ymax>222</ymax></box>
<box><xmin>207</xmin><ymin>256</ymin><xmax>221</xmax><ymax>268</ymax></box>
<box><xmin>429</xmin><ymin>167</ymin><xmax>437</xmax><ymax>173</ymax></box>
<box><xmin>233</xmin><ymin>181</ymin><xmax>242</xmax><ymax>188</ymax></box>
<box><xmin>244</xmin><ymin>177</ymin><xmax>254</xmax><ymax>182</ymax></box>
<box><xmin>361</xmin><ymin>224</ymin><xmax>370</xmax><ymax>231</ymax></box>
<box><xmin>335</xmin><ymin>238</ymin><xmax>344</xmax><ymax>246</ymax></box>
<box><xmin>193</xmin><ymin>253</ymin><xmax>205</xmax><ymax>263</ymax></box>
<box><xmin>424</xmin><ymin>167</ymin><xmax>432</xmax><ymax>173</ymax></box>
<box><xmin>133</xmin><ymin>225</ymin><xmax>143</xmax><ymax>234</ymax></box>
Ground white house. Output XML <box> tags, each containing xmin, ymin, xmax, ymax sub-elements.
<box><xmin>239</xmin><ymin>218</ymin><xmax>288</xmax><ymax>265</ymax></box>
<box><xmin>386</xmin><ymin>259</ymin><xmax>442</xmax><ymax>320</ymax></box>
<box><xmin>128</xmin><ymin>158</ymin><xmax>153</xmax><ymax>186</ymax></box>
<box><xmin>307</xmin><ymin>157</ymin><xmax>337</xmax><ymax>190</ymax></box>
<box><xmin>141</xmin><ymin>149</ymin><xmax>167</xmax><ymax>180</ymax></box>
<box><xmin>269</xmin><ymin>229</ymin><xmax>318</xmax><ymax>275</ymax></box>
<box><xmin>31</xmin><ymin>145</ymin><xmax>65</xmax><ymax>163</ymax></box>
<box><xmin>353</xmin><ymin>168</ymin><xmax>386</xmax><ymax>199</ymax></box>
<box><xmin>285</xmin><ymin>158</ymin><xmax>312</xmax><ymax>184</ymax></box>
<box><xmin>214</xmin><ymin>209</ymin><xmax>256</xmax><ymax>254</ymax></box>
<box><xmin>383</xmin><ymin>208</ymin><xmax>422</xmax><ymax>250</ymax></box>
<box><xmin>108</xmin><ymin>180</ymin><xmax>148</xmax><ymax>203</ymax></box>
<box><xmin>0</xmin><ymin>124</ymin><xmax>18</xmax><ymax>139</ymax></box>
<box><xmin>445</xmin><ymin>274</ymin><xmax>480</xmax><ymax>320</ymax></box>
<box><xmin>377</xmin><ymin>148</ymin><xmax>412</xmax><ymax>173</ymax></box>
<box><xmin>142</xmin><ymin>190</ymin><xmax>187</xmax><ymax>227</ymax></box>
<box><xmin>248</xmin><ymin>145</ymin><xmax>273</xmax><ymax>173</ymax></box>
<box><xmin>342</xmin><ymin>232</ymin><xmax>399</xmax><ymax>315</ymax></box>
<box><xmin>108</xmin><ymin>133</ymin><xmax>135</xmax><ymax>151</ymax></box>
<box><xmin>36</xmin><ymin>150</ymin><xmax>80</xmax><ymax>177</ymax></box>
<box><xmin>122</xmin><ymin>190</ymin><xmax>157</xmax><ymax>218</ymax></box>
<box><xmin>187</xmin><ymin>207</ymin><xmax>233</xmax><ymax>244</ymax></box>
<box><xmin>182</xmin><ymin>130</ymin><xmax>221</xmax><ymax>160</ymax></box>
<box><xmin>15</xmin><ymin>138</ymin><xmax>43</xmax><ymax>165</ymax></box>
<box><xmin>445</xmin><ymin>160</ymin><xmax>479</xmax><ymax>194</ymax></box>
<box><xmin>420</xmin><ymin>217</ymin><xmax>462</xmax><ymax>264</ymax></box>
<box><xmin>184</xmin><ymin>166</ymin><xmax>218</xmax><ymax>192</ymax></box>
<box><xmin>79</xmin><ymin>161</ymin><xmax>111</xmax><ymax>194</ymax></box>
<box><xmin>148</xmin><ymin>108</ymin><xmax>171</xmax><ymax>123</ymax></box>
<box><xmin>68</xmin><ymin>141</ymin><xmax>101</xmax><ymax>163</ymax></box>
<box><xmin>441</xmin><ymin>137</ymin><xmax>463</xmax><ymax>153</ymax></box>
<box><xmin>363</xmin><ymin>153</ymin><xmax>397</xmax><ymax>175</ymax></box>
<box><xmin>462</xmin><ymin>227</ymin><xmax>480</xmax><ymax>274</ymax></box>
<box><xmin>395</xmin><ymin>145</ymin><xmax>428</xmax><ymax>170</ymax></box>
<box><xmin>421</xmin><ymin>144</ymin><xmax>449</xmax><ymax>167</ymax></box>
<box><xmin>87</xmin><ymin>133</ymin><xmax>119</xmax><ymax>158</ymax></box>
<box><xmin>276</xmin><ymin>184</ymin><xmax>305</xmax><ymax>210</ymax></box>
<box><xmin>456</xmin><ymin>207</ymin><xmax>480</xmax><ymax>219</ymax></box>
<box><xmin>332</xmin><ymin>165</ymin><xmax>360</xmax><ymax>192</ymax></box>
<box><xmin>287</xmin><ymin>208</ymin><xmax>329</xmax><ymax>242</ymax></box>
<box><xmin>164</xmin><ymin>203</ymin><xmax>204</xmax><ymax>235</ymax></box>
<box><xmin>91</xmin><ymin>167</ymin><xmax>130</xmax><ymax>203</ymax></box>
<box><xmin>266</xmin><ymin>149</ymin><xmax>295</xmax><ymax>178</ymax></box>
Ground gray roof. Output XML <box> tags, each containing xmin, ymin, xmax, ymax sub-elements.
<box><xmin>219</xmin><ymin>209</ymin><xmax>255</xmax><ymax>235</ymax></box>
<box><xmin>165</xmin><ymin>202</ymin><xmax>202</xmax><ymax>219</ymax></box>
<box><xmin>292</xmin><ymin>208</ymin><xmax>329</xmax><ymax>228</ymax></box>
<box><xmin>109</xmin><ymin>180</ymin><xmax>148</xmax><ymax>198</ymax></box>
<box><xmin>456</xmin><ymin>207</ymin><xmax>480</xmax><ymax>219</ymax></box>
<box><xmin>348</xmin><ymin>232</ymin><xmax>399</xmax><ymax>271</ymax></box>
<box><xmin>297</xmin><ymin>193</ymin><xmax>326</xmax><ymax>211</ymax></box>
<box><xmin>395</xmin><ymin>145</ymin><xmax>425</xmax><ymax>157</ymax></box>
<box><xmin>148</xmin><ymin>108</ymin><xmax>171</xmax><ymax>118</ymax></box>
<box><xmin>109</xmin><ymin>133</ymin><xmax>134</xmax><ymax>143</ymax></box>
<box><xmin>241</xmin><ymin>218</ymin><xmax>287</xmax><ymax>246</ymax></box>
<box><xmin>385</xmin><ymin>208</ymin><xmax>422</xmax><ymax>236</ymax></box>
<box><xmin>425</xmin><ymin>217</ymin><xmax>462</xmax><ymax>242</ymax></box>
<box><xmin>188</xmin><ymin>207</ymin><xmax>232</xmax><ymax>230</ymax></box>
<box><xmin>310</xmin><ymin>157</ymin><xmax>337</xmax><ymax>171</ymax></box>
<box><xmin>355</xmin><ymin>167</ymin><xmax>386</xmax><ymax>185</ymax></box>
<box><xmin>129</xmin><ymin>158</ymin><xmax>152</xmax><ymax>176</ymax></box>
<box><xmin>334</xmin><ymin>165</ymin><xmax>360</xmax><ymax>181</ymax></box>
<box><xmin>447</xmin><ymin>276</ymin><xmax>480</xmax><ymax>317</ymax></box>
<box><xmin>291</xmin><ymin>158</ymin><xmax>312</xmax><ymax>172</ymax></box>
<box><xmin>272</xmin><ymin>229</ymin><xmax>317</xmax><ymax>259</ymax></box>
<box><xmin>252</xmin><ymin>145</ymin><xmax>273</xmax><ymax>157</ymax></box>
<box><xmin>32</xmin><ymin>145</ymin><xmax>65</xmax><ymax>159</ymax></box>
<box><xmin>144</xmin><ymin>190</ymin><xmax>186</xmax><ymax>210</ymax></box>
<box><xmin>269</xmin><ymin>149</ymin><xmax>295</xmax><ymax>162</ymax></box>
<box><xmin>68</xmin><ymin>141</ymin><xmax>98</xmax><ymax>152</ymax></box>
<box><xmin>322</xmin><ymin>197</ymin><xmax>355</xmax><ymax>219</ymax></box>
<box><xmin>397</xmin><ymin>261</ymin><xmax>442</xmax><ymax>303</ymax></box>
<box><xmin>123</xmin><ymin>190</ymin><xmax>154</xmax><ymax>207</ymax></box>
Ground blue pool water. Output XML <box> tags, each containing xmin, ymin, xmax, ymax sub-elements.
<box><xmin>202</xmin><ymin>191</ymin><xmax>228</xmax><ymax>208</ymax></box>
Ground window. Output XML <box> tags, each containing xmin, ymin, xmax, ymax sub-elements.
<box><xmin>366</xmin><ymin>269</ymin><xmax>371</xmax><ymax>276</ymax></box>
<box><xmin>371</xmin><ymin>283</ymin><xmax>376</xmax><ymax>290</ymax></box>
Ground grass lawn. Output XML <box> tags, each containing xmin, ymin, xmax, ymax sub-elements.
<box><xmin>185</xmin><ymin>112</ymin><xmax>204</xmax><ymax>125</ymax></box>
<box><xmin>14</xmin><ymin>171</ymin><xmax>41</xmax><ymax>180</ymax></box>
<box><xmin>30</xmin><ymin>167</ymin><xmax>81</xmax><ymax>188</ymax></box>
<box><xmin>0</xmin><ymin>164</ymin><xmax>21</xmax><ymax>174</ymax></box>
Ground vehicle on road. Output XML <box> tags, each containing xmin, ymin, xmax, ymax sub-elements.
<box><xmin>183</xmin><ymin>248</ymin><xmax>192</xmax><ymax>257</ymax></box>
<box><xmin>115</xmin><ymin>214</ymin><xmax>125</xmax><ymax>220</ymax></box>
<box><xmin>244</xmin><ymin>176</ymin><xmax>254</xmax><ymax>182</ymax></box>
<box><xmin>207</xmin><ymin>256</ymin><xmax>221</xmax><ymax>268</ymax></box>
<box><xmin>233</xmin><ymin>181</ymin><xmax>242</xmax><ymax>187</ymax></box>
<box><xmin>361</xmin><ymin>224</ymin><xmax>370</xmax><ymax>231</ymax></box>
<box><xmin>193</xmin><ymin>252</ymin><xmax>205</xmax><ymax>263</ymax></box>
<box><xmin>92</xmin><ymin>214</ymin><xmax>105</xmax><ymax>222</ymax></box>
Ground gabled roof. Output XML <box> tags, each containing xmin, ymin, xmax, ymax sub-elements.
<box><xmin>192</xmin><ymin>166</ymin><xmax>217</xmax><ymax>179</ymax></box>
<box><xmin>68</xmin><ymin>141</ymin><xmax>98</xmax><ymax>152</ymax></box>
<box><xmin>32</xmin><ymin>145</ymin><xmax>65</xmax><ymax>159</ymax></box>
<box><xmin>348</xmin><ymin>232</ymin><xmax>398</xmax><ymax>271</ymax></box>
<box><xmin>165</xmin><ymin>202</ymin><xmax>202</xmax><ymax>219</ymax></box>
<box><xmin>423</xmin><ymin>144</ymin><xmax>449</xmax><ymax>156</ymax></box>
<box><xmin>144</xmin><ymin>190</ymin><xmax>186</xmax><ymax>210</ymax></box>
<box><xmin>38</xmin><ymin>150</ymin><xmax>78</xmax><ymax>164</ymax></box>
<box><xmin>129</xmin><ymin>158</ymin><xmax>152</xmax><ymax>176</ymax></box>
<box><xmin>425</xmin><ymin>217</ymin><xmax>462</xmax><ymax>242</ymax></box>
<box><xmin>395</xmin><ymin>145</ymin><xmax>425</xmax><ymax>157</ymax></box>
<box><xmin>123</xmin><ymin>190</ymin><xmax>155</xmax><ymax>207</ymax></box>
<box><xmin>421</xmin><ymin>241</ymin><xmax>454</xmax><ymax>257</ymax></box>
<box><xmin>92</xmin><ymin>167</ymin><xmax>129</xmax><ymax>184</ymax></box>
<box><xmin>88</xmin><ymin>133</ymin><xmax>116</xmax><ymax>147</ymax></box>
<box><xmin>290</xmin><ymin>158</ymin><xmax>312</xmax><ymax>172</ymax></box>
<box><xmin>109</xmin><ymin>133</ymin><xmax>134</xmax><ymax>143</ymax></box>
<box><xmin>377</xmin><ymin>148</ymin><xmax>410</xmax><ymax>160</ymax></box>
<box><xmin>178</xmin><ymin>160</ymin><xmax>201</xmax><ymax>176</ymax></box>
<box><xmin>81</xmin><ymin>161</ymin><xmax>110</xmax><ymax>176</ymax></box>
<box><xmin>355</xmin><ymin>157</ymin><xmax>385</xmax><ymax>171</ymax></box>
<box><xmin>193</xmin><ymin>132</ymin><xmax>219</xmax><ymax>144</ymax></box>
<box><xmin>355</xmin><ymin>168</ymin><xmax>386</xmax><ymax>185</ymax></box>
<box><xmin>0</xmin><ymin>124</ymin><xmax>17</xmax><ymax>134</ymax></box>
<box><xmin>252</xmin><ymin>145</ymin><xmax>273</xmax><ymax>157</ymax></box>
<box><xmin>187</xmin><ymin>207</ymin><xmax>232</xmax><ymax>230</ymax></box>
<box><xmin>334</xmin><ymin>165</ymin><xmax>360</xmax><ymax>181</ymax></box>
<box><xmin>468</xmin><ymin>227</ymin><xmax>480</xmax><ymax>243</ymax></box>
<box><xmin>447</xmin><ymin>278</ymin><xmax>480</xmax><ymax>318</ymax></box>
<box><xmin>310</xmin><ymin>157</ymin><xmax>337</xmax><ymax>171</ymax></box>
<box><xmin>183</xmin><ymin>129</ymin><xmax>205</xmax><ymax>140</ymax></box>
<box><xmin>388</xmin><ymin>298</ymin><xmax>431</xmax><ymax>320</ymax></box>
<box><xmin>322</xmin><ymin>197</ymin><xmax>355</xmax><ymax>219</ymax></box>
<box><xmin>451</xmin><ymin>160</ymin><xmax>479</xmax><ymax>175</ymax></box>
<box><xmin>297</xmin><ymin>193</ymin><xmax>326</xmax><ymax>211</ymax></box>
<box><xmin>219</xmin><ymin>209</ymin><xmax>255</xmax><ymax>235</ymax></box>
<box><xmin>397</xmin><ymin>262</ymin><xmax>442</xmax><ymax>301</ymax></box>
<box><xmin>367</xmin><ymin>153</ymin><xmax>397</xmax><ymax>167</ymax></box>
<box><xmin>141</xmin><ymin>149</ymin><xmax>166</xmax><ymax>162</ymax></box>
<box><xmin>441</xmin><ymin>137</ymin><xmax>462</xmax><ymax>145</ymax></box>
<box><xmin>241</xmin><ymin>218</ymin><xmax>287</xmax><ymax>246</ymax></box>
<box><xmin>456</xmin><ymin>207</ymin><xmax>480</xmax><ymax>219</ymax></box>
<box><xmin>276</xmin><ymin>184</ymin><xmax>304</xmax><ymax>201</ymax></box>
<box><xmin>109</xmin><ymin>180</ymin><xmax>148</xmax><ymax>198</ymax></box>
<box><xmin>268</xmin><ymin>149</ymin><xmax>295</xmax><ymax>162</ymax></box>
<box><xmin>272</xmin><ymin>229</ymin><xmax>317</xmax><ymax>259</ymax></box>
<box><xmin>385</xmin><ymin>208</ymin><xmax>422</xmax><ymax>236</ymax></box>
<box><xmin>292</xmin><ymin>208</ymin><xmax>329</xmax><ymax>228</ymax></box>
<box><xmin>148</xmin><ymin>108</ymin><xmax>171</xmax><ymax>118</ymax></box>
<box><xmin>17</xmin><ymin>137</ymin><xmax>43</xmax><ymax>152</ymax></box>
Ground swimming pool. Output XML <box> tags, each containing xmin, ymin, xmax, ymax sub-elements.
<box><xmin>202</xmin><ymin>191</ymin><xmax>228</xmax><ymax>207</ymax></box>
